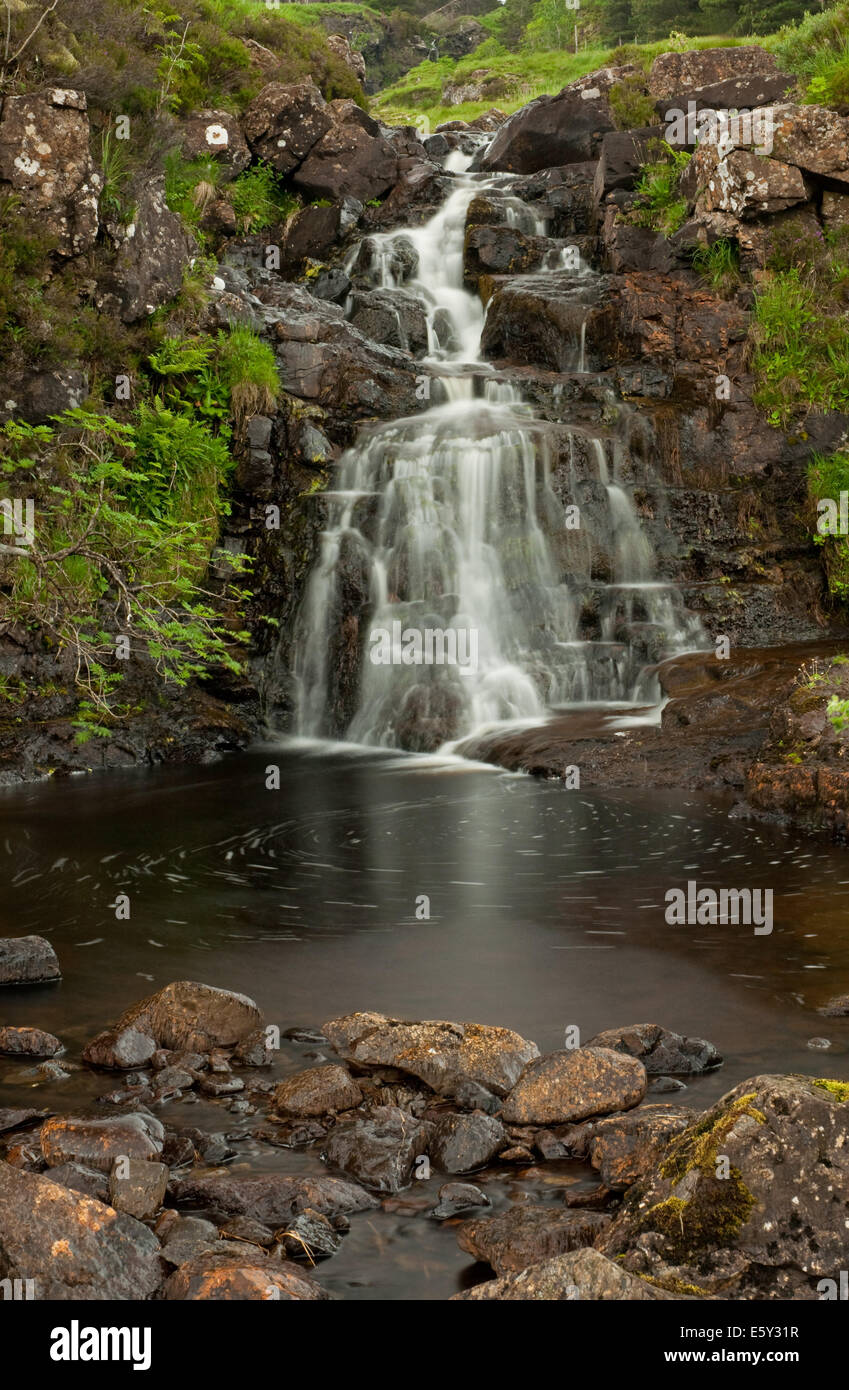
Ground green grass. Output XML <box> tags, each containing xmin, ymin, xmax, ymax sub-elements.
<box><xmin>692</xmin><ymin>239</ymin><xmax>741</xmax><ymax>297</ymax></box>
<box><xmin>807</xmin><ymin>448</ymin><xmax>849</xmax><ymax>600</ymax></box>
<box><xmin>629</xmin><ymin>143</ymin><xmax>691</xmax><ymax>236</ymax></box>
<box><xmin>766</xmin><ymin>2</ymin><xmax>849</xmax><ymax>107</ymax></box>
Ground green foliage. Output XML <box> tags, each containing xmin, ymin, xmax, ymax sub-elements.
<box><xmin>807</xmin><ymin>449</ymin><xmax>849</xmax><ymax>600</ymax></box>
<box><xmin>608</xmin><ymin>74</ymin><xmax>658</xmax><ymax>129</ymax></box>
<box><xmin>215</xmin><ymin>324</ymin><xmax>281</xmax><ymax>420</ymax></box>
<box><xmin>630</xmin><ymin>142</ymin><xmax>691</xmax><ymax>235</ymax></box>
<box><xmin>770</xmin><ymin>2</ymin><xmax>849</xmax><ymax>107</ymax></box>
<box><xmin>98</xmin><ymin>128</ymin><xmax>133</xmax><ymax>223</ymax></box>
<box><xmin>163</xmin><ymin>149</ymin><xmax>222</xmax><ymax>231</ymax></box>
<box><xmin>827</xmin><ymin>695</ymin><xmax>849</xmax><ymax>730</ymax></box>
<box><xmin>228</xmin><ymin>162</ymin><xmax>299</xmax><ymax>233</ymax></box>
<box><xmin>752</xmin><ymin>220</ymin><xmax>849</xmax><ymax>425</ymax></box>
<box><xmin>691</xmin><ymin>238</ymin><xmax>741</xmax><ymax>296</ymax></box>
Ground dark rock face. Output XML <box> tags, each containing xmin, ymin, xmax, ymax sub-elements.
<box><xmin>0</xmin><ymin>88</ymin><xmax>101</xmax><ymax>255</ymax></box>
<box><xmin>293</xmin><ymin>114</ymin><xmax>398</xmax><ymax>204</ymax></box>
<box><xmin>242</xmin><ymin>81</ymin><xmax>333</xmax><ymax>174</ymax></box>
<box><xmin>180</xmin><ymin>110</ymin><xmax>251</xmax><ymax>178</ymax></box>
<box><xmin>349</xmin><ymin>287</ymin><xmax>430</xmax><ymax>354</ymax></box>
<box><xmin>96</xmin><ymin>178</ymin><xmax>197</xmax><ymax>323</ymax></box>
<box><xmin>428</xmin><ymin>1111</ymin><xmax>506</xmax><ymax>1172</ymax></box>
<box><xmin>40</xmin><ymin>1114</ymin><xmax>165</xmax><ymax>1172</ymax></box>
<box><xmin>171</xmin><ymin>1171</ymin><xmax>378</xmax><ymax>1224</ymax></box>
<box><xmin>452</xmin><ymin>1246</ymin><xmax>686</xmax><ymax>1300</ymax></box>
<box><xmin>587</xmin><ymin>1104</ymin><xmax>695</xmax><ymax>1190</ymax></box>
<box><xmin>273</xmin><ymin>1064</ymin><xmax>363</xmax><ymax>1117</ymax></box>
<box><xmin>501</xmin><ymin>1047</ymin><xmax>647</xmax><ymax>1125</ymax></box>
<box><xmin>584</xmin><ymin>1023</ymin><xmax>722</xmax><ymax>1075</ymax></box>
<box><xmin>322</xmin><ymin>1011</ymin><xmax>539</xmax><ymax>1098</ymax></box>
<box><xmin>479</xmin><ymin>71</ymin><xmax>620</xmax><ymax>174</ymax></box>
<box><xmin>0</xmin><ymin>1164</ymin><xmax>162</xmax><ymax>1300</ymax></box>
<box><xmin>0</xmin><ymin>936</ymin><xmax>61</xmax><ymax>985</ymax></box>
<box><xmin>597</xmin><ymin>1075</ymin><xmax>849</xmax><ymax>1298</ymax></box>
<box><xmin>322</xmin><ymin>1105</ymin><xmax>430</xmax><ymax>1192</ymax></box>
<box><xmin>83</xmin><ymin>980</ymin><xmax>263</xmax><ymax>1066</ymax></box>
<box><xmin>0</xmin><ymin>369</ymin><xmax>89</xmax><ymax>426</ymax></box>
<box><xmin>457</xmin><ymin>1203</ymin><xmax>611</xmax><ymax>1274</ymax></box>
<box><xmin>108</xmin><ymin>1158</ymin><xmax>169</xmax><ymax>1219</ymax></box>
<box><xmin>163</xmin><ymin>1250</ymin><xmax>331</xmax><ymax>1300</ymax></box>
<box><xmin>647</xmin><ymin>45</ymin><xmax>779</xmax><ymax>99</ymax></box>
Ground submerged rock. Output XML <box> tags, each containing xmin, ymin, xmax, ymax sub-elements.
<box><xmin>431</xmin><ymin>1182</ymin><xmax>491</xmax><ymax>1219</ymax></box>
<box><xmin>170</xmin><ymin>1171</ymin><xmax>377</xmax><ymax>1224</ymax></box>
<box><xmin>584</xmin><ymin>1023</ymin><xmax>722</xmax><ymax>1075</ymax></box>
<box><xmin>322</xmin><ymin>1104</ymin><xmax>430</xmax><ymax>1193</ymax></box>
<box><xmin>0</xmin><ymin>1026</ymin><xmax>62</xmax><ymax>1057</ymax></box>
<box><xmin>322</xmin><ymin>1011</ymin><xmax>539</xmax><ymax>1098</ymax></box>
<box><xmin>0</xmin><ymin>936</ymin><xmax>61</xmax><ymax>985</ymax></box>
<box><xmin>0</xmin><ymin>1164</ymin><xmax>162</xmax><ymax>1299</ymax></box>
<box><xmin>40</xmin><ymin>1113</ymin><xmax>165</xmax><ymax>1172</ymax></box>
<box><xmin>429</xmin><ymin>1111</ymin><xmax>506</xmax><ymax>1173</ymax></box>
<box><xmin>457</xmin><ymin>1203</ymin><xmax>611</xmax><ymax>1275</ymax></box>
<box><xmin>501</xmin><ymin>1047</ymin><xmax>647</xmax><ymax>1125</ymax></box>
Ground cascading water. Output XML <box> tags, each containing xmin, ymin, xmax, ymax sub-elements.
<box><xmin>292</xmin><ymin>166</ymin><xmax>704</xmax><ymax>751</ymax></box>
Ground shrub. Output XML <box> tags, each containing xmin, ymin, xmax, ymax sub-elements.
<box><xmin>215</xmin><ymin>324</ymin><xmax>280</xmax><ymax>421</ymax></box>
<box><xmin>630</xmin><ymin>143</ymin><xmax>691</xmax><ymax>236</ymax></box>
<box><xmin>691</xmin><ymin>239</ymin><xmax>741</xmax><ymax>297</ymax></box>
<box><xmin>227</xmin><ymin>162</ymin><xmax>298</xmax><ymax>232</ymax></box>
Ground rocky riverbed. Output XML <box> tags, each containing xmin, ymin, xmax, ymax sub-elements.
<box><xmin>1</xmin><ymin>953</ymin><xmax>847</xmax><ymax>1300</ymax></box>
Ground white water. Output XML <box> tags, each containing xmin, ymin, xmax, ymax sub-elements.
<box><xmin>293</xmin><ymin>171</ymin><xmax>704</xmax><ymax>749</ymax></box>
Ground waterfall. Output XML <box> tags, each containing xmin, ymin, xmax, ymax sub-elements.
<box><xmin>291</xmin><ymin>171</ymin><xmax>704</xmax><ymax>752</ymax></box>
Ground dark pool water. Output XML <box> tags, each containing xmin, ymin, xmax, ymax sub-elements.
<box><xmin>2</xmin><ymin>743</ymin><xmax>849</xmax><ymax>1298</ymax></box>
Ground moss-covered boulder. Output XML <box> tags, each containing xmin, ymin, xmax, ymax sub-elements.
<box><xmin>597</xmin><ymin>1074</ymin><xmax>849</xmax><ymax>1298</ymax></box>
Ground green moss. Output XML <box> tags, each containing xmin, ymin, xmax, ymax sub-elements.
<box><xmin>812</xmin><ymin>1078</ymin><xmax>849</xmax><ymax>1101</ymax></box>
<box><xmin>636</xmin><ymin>1272</ymin><xmax>707</xmax><ymax>1298</ymax></box>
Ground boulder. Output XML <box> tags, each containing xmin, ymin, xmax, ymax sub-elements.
<box><xmin>108</xmin><ymin>1158</ymin><xmax>169</xmax><ymax>1220</ymax></box>
<box><xmin>180</xmin><ymin>110</ymin><xmax>251</xmax><ymax>179</ymax></box>
<box><xmin>656</xmin><ymin>72</ymin><xmax>795</xmax><ymax>120</ymax></box>
<box><xmin>501</xmin><ymin>1047</ymin><xmax>647</xmax><ymax>1125</ymax></box>
<box><xmin>162</xmin><ymin>1250</ymin><xmax>330</xmax><ymax>1300</ymax></box>
<box><xmin>584</xmin><ymin>1023</ymin><xmax>722</xmax><ymax>1075</ymax></box>
<box><xmin>322</xmin><ymin>1011</ymin><xmax>539</xmax><ymax>1098</ymax></box>
<box><xmin>349</xmin><ymin>288</ymin><xmax>429</xmax><ymax>354</ymax></box>
<box><xmin>458</xmin><ymin>1203</ymin><xmax>610</xmax><ymax>1275</ymax></box>
<box><xmin>83</xmin><ymin>980</ymin><xmax>262</xmax><ymax>1067</ymax></box>
<box><xmin>647</xmin><ymin>45</ymin><xmax>779</xmax><ymax>99</ymax></box>
<box><xmin>479</xmin><ymin>69</ymin><xmax>621</xmax><ymax>174</ymax></box>
<box><xmin>40</xmin><ymin>1114</ymin><xmax>165</xmax><ymax>1172</ymax></box>
<box><xmin>0</xmin><ymin>935</ymin><xmax>61</xmax><ymax>985</ymax></box>
<box><xmin>170</xmin><ymin>1171</ymin><xmax>377</xmax><ymax>1224</ymax></box>
<box><xmin>326</xmin><ymin>33</ymin><xmax>367</xmax><ymax>85</ymax></box>
<box><xmin>241</xmin><ymin>81</ymin><xmax>332</xmax><ymax>174</ymax></box>
<box><xmin>587</xmin><ymin>1104</ymin><xmax>695</xmax><ymax>1189</ymax></box>
<box><xmin>0</xmin><ymin>88</ymin><xmax>101</xmax><ymax>255</ymax></box>
<box><xmin>0</xmin><ymin>1164</ymin><xmax>162</xmax><ymax>1300</ymax></box>
<box><xmin>428</xmin><ymin>1111</ymin><xmax>506</xmax><ymax>1173</ymax></box>
<box><xmin>594</xmin><ymin>128</ymin><xmax>666</xmax><ymax>200</ymax></box>
<box><xmin>273</xmin><ymin>1064</ymin><xmax>362</xmax><ymax>1117</ymax></box>
<box><xmin>481</xmin><ymin>272</ymin><xmax>612</xmax><ymax>372</ymax></box>
<box><xmin>293</xmin><ymin>109</ymin><xmax>398</xmax><ymax>203</ymax></box>
<box><xmin>452</xmin><ymin>1246</ymin><xmax>687</xmax><ymax>1300</ymax></box>
<box><xmin>687</xmin><ymin>143</ymin><xmax>808</xmax><ymax>218</ymax></box>
<box><xmin>770</xmin><ymin>102</ymin><xmax>849</xmax><ymax>185</ymax></box>
<box><xmin>48</xmin><ymin>1163</ymin><xmax>110</xmax><ymax>1202</ymax></box>
<box><xmin>97</xmin><ymin>178</ymin><xmax>197</xmax><ymax>322</ymax></box>
<box><xmin>431</xmin><ymin>1181</ymin><xmax>491</xmax><ymax>1219</ymax></box>
<box><xmin>279</xmin><ymin>1209</ymin><xmax>342</xmax><ymax>1259</ymax></box>
<box><xmin>0</xmin><ymin>1026</ymin><xmax>62</xmax><ymax>1057</ymax></box>
<box><xmin>0</xmin><ymin>368</ymin><xmax>89</xmax><ymax>426</ymax></box>
<box><xmin>597</xmin><ymin>1075</ymin><xmax>849</xmax><ymax>1297</ymax></box>
<box><xmin>322</xmin><ymin>1104</ymin><xmax>430</xmax><ymax>1193</ymax></box>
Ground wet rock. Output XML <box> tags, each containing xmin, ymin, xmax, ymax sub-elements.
<box><xmin>453</xmin><ymin>1079</ymin><xmax>500</xmax><ymax>1114</ymax></box>
<box><xmin>160</xmin><ymin>1215</ymin><xmax>221</xmax><ymax>1267</ymax></box>
<box><xmin>40</xmin><ymin>1113</ymin><xmax>165</xmax><ymax>1172</ymax></box>
<box><xmin>171</xmin><ymin>1171</ymin><xmax>377</xmax><ymax>1224</ymax></box>
<box><xmin>597</xmin><ymin>1074</ymin><xmax>849</xmax><ymax>1297</ymax></box>
<box><xmin>452</xmin><ymin>1246</ymin><xmax>683</xmax><ymax>1300</ymax></box>
<box><xmin>587</xmin><ymin>1104</ymin><xmax>695</xmax><ymax>1189</ymax></box>
<box><xmin>219</xmin><ymin>1215</ymin><xmax>274</xmax><ymax>1246</ymax></box>
<box><xmin>180</xmin><ymin>109</ymin><xmax>251</xmax><ymax>179</ymax></box>
<box><xmin>241</xmin><ymin>81</ymin><xmax>333</xmax><ymax>174</ymax></box>
<box><xmin>501</xmin><ymin>1047</ymin><xmax>647</xmax><ymax>1125</ymax></box>
<box><xmin>0</xmin><ymin>1163</ymin><xmax>162</xmax><ymax>1299</ymax></box>
<box><xmin>585</xmin><ymin>1023</ymin><xmax>722</xmax><ymax>1075</ymax></box>
<box><xmin>818</xmin><ymin>995</ymin><xmax>849</xmax><ymax>1017</ymax></box>
<box><xmin>47</xmin><ymin>1162</ymin><xmax>110</xmax><ymax>1202</ymax></box>
<box><xmin>0</xmin><ymin>1107</ymin><xmax>48</xmax><ymax>1134</ymax></box>
<box><xmin>96</xmin><ymin>177</ymin><xmax>197</xmax><ymax>323</ymax></box>
<box><xmin>0</xmin><ymin>935</ymin><xmax>61</xmax><ymax>985</ymax></box>
<box><xmin>279</xmin><ymin>1208</ymin><xmax>342</xmax><ymax>1259</ymax></box>
<box><xmin>647</xmin><ymin>45</ymin><xmax>779</xmax><ymax>99</ymax></box>
<box><xmin>479</xmin><ymin>69</ymin><xmax>621</xmax><ymax>174</ymax></box>
<box><xmin>309</xmin><ymin>267</ymin><xmax>352</xmax><ymax>304</ymax></box>
<box><xmin>431</xmin><ymin>1181</ymin><xmax>491</xmax><ymax>1219</ymax></box>
<box><xmin>807</xmin><ymin>1037</ymin><xmax>831</xmax><ymax>1050</ymax></box>
<box><xmin>199</xmin><ymin>1075</ymin><xmax>244</xmax><ymax>1097</ymax></box>
<box><xmin>163</xmin><ymin>1249</ymin><xmax>330</xmax><ymax>1300</ymax></box>
<box><xmin>273</xmin><ymin>1063</ymin><xmax>362</xmax><ymax>1117</ymax></box>
<box><xmin>349</xmin><ymin>288</ymin><xmax>429</xmax><ymax>355</ymax></box>
<box><xmin>322</xmin><ymin>1104</ymin><xmax>430</xmax><ymax>1193</ymax></box>
<box><xmin>429</xmin><ymin>1111</ymin><xmax>506</xmax><ymax>1173</ymax></box>
<box><xmin>0</xmin><ymin>88</ymin><xmax>101</xmax><ymax>255</ymax></box>
<box><xmin>650</xmin><ymin>1075</ymin><xmax>688</xmax><ymax>1094</ymax></box>
<box><xmin>458</xmin><ymin>1203</ymin><xmax>611</xmax><ymax>1275</ymax></box>
<box><xmin>481</xmin><ymin>272</ymin><xmax>611</xmax><ymax>373</ymax></box>
<box><xmin>108</xmin><ymin>1157</ymin><xmax>169</xmax><ymax>1219</ymax></box>
<box><xmin>84</xmin><ymin>981</ymin><xmax>262</xmax><ymax>1067</ymax></box>
<box><xmin>0</xmin><ymin>1026</ymin><xmax>62</xmax><ymax>1057</ymax></box>
<box><xmin>322</xmin><ymin>1011</ymin><xmax>539</xmax><ymax>1098</ymax></box>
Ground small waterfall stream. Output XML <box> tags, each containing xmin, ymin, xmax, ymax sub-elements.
<box><xmin>292</xmin><ymin>167</ymin><xmax>704</xmax><ymax>751</ymax></box>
